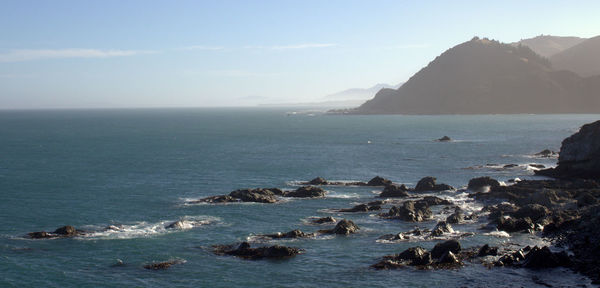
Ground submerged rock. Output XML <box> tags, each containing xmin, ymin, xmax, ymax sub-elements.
<box><xmin>338</xmin><ymin>204</ymin><xmax>380</xmax><ymax>212</ymax></box>
<box><xmin>284</xmin><ymin>186</ymin><xmax>326</xmax><ymax>198</ymax></box>
<box><xmin>143</xmin><ymin>259</ymin><xmax>184</xmax><ymax>270</ymax></box>
<box><xmin>214</xmin><ymin>242</ymin><xmax>302</xmax><ymax>260</ymax></box>
<box><xmin>311</xmin><ymin>216</ymin><xmax>336</xmax><ymax>224</ymax></box>
<box><xmin>414</xmin><ymin>177</ymin><xmax>454</xmax><ymax>192</ymax></box>
<box><xmin>261</xmin><ymin>229</ymin><xmax>314</xmax><ymax>239</ymax></box>
<box><xmin>27</xmin><ymin>225</ymin><xmax>82</xmax><ymax>239</ymax></box>
<box><xmin>437</xmin><ymin>136</ymin><xmax>452</xmax><ymax>142</ymax></box>
<box><xmin>165</xmin><ymin>221</ymin><xmax>186</xmax><ymax>229</ymax></box>
<box><xmin>379</xmin><ymin>184</ymin><xmax>409</xmax><ymax>198</ymax></box>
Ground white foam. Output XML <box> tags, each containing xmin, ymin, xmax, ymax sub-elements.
<box><xmin>79</xmin><ymin>215</ymin><xmax>221</xmax><ymax>240</ymax></box>
<box><xmin>483</xmin><ymin>230</ymin><xmax>511</xmax><ymax>238</ymax></box>
<box><xmin>326</xmin><ymin>192</ymin><xmax>360</xmax><ymax>199</ymax></box>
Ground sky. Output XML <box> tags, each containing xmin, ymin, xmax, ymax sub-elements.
<box><xmin>1</xmin><ymin>0</ymin><xmax>599</xmax><ymax>109</ymax></box>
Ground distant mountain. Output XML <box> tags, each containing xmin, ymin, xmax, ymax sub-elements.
<box><xmin>326</xmin><ymin>83</ymin><xmax>402</xmax><ymax>100</ymax></box>
<box><xmin>513</xmin><ymin>35</ymin><xmax>585</xmax><ymax>58</ymax></box>
<box><xmin>351</xmin><ymin>37</ymin><xmax>600</xmax><ymax>115</ymax></box>
<box><xmin>550</xmin><ymin>36</ymin><xmax>600</xmax><ymax>77</ymax></box>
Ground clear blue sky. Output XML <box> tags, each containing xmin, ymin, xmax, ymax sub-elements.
<box><xmin>1</xmin><ymin>0</ymin><xmax>598</xmax><ymax>109</ymax></box>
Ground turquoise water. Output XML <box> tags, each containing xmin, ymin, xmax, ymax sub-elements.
<box><xmin>0</xmin><ymin>108</ymin><xmax>597</xmax><ymax>287</ymax></box>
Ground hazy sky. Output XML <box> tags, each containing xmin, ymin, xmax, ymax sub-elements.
<box><xmin>1</xmin><ymin>0</ymin><xmax>599</xmax><ymax>109</ymax></box>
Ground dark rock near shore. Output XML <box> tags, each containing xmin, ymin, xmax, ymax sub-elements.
<box><xmin>477</xmin><ymin>244</ymin><xmax>498</xmax><ymax>257</ymax></box>
<box><xmin>311</xmin><ymin>216</ymin><xmax>336</xmax><ymax>224</ymax></box>
<box><xmin>284</xmin><ymin>186</ymin><xmax>326</xmax><ymax>198</ymax></box>
<box><xmin>308</xmin><ymin>177</ymin><xmax>328</xmax><ymax>185</ymax></box>
<box><xmin>446</xmin><ymin>210</ymin><xmax>464</xmax><ymax>224</ymax></box>
<box><xmin>537</xmin><ymin>120</ymin><xmax>600</xmax><ymax>179</ymax></box>
<box><xmin>535</xmin><ymin>149</ymin><xmax>558</xmax><ymax>158</ymax></box>
<box><xmin>522</xmin><ymin>246</ymin><xmax>571</xmax><ymax>268</ymax></box>
<box><xmin>379</xmin><ymin>201</ymin><xmax>432</xmax><ymax>222</ymax></box>
<box><xmin>165</xmin><ymin>221</ymin><xmax>185</xmax><ymax>229</ymax></box>
<box><xmin>367</xmin><ymin>176</ymin><xmax>393</xmax><ymax>186</ymax></box>
<box><xmin>467</xmin><ymin>176</ymin><xmax>500</xmax><ymax>192</ymax></box>
<box><xmin>512</xmin><ymin>204</ymin><xmax>550</xmax><ymax>222</ymax></box>
<box><xmin>379</xmin><ymin>184</ymin><xmax>409</xmax><ymax>198</ymax></box>
<box><xmin>229</xmin><ymin>189</ymin><xmax>279</xmax><ymax>203</ymax></box>
<box><xmin>414</xmin><ymin>177</ymin><xmax>454</xmax><ymax>192</ymax></box>
<box><xmin>437</xmin><ymin>136</ymin><xmax>452</xmax><ymax>142</ymax></box>
<box><xmin>420</xmin><ymin>196</ymin><xmax>452</xmax><ymax>206</ymax></box>
<box><xmin>397</xmin><ymin>247</ymin><xmax>432</xmax><ymax>265</ymax></box>
<box><xmin>214</xmin><ymin>242</ymin><xmax>302</xmax><ymax>260</ymax></box>
<box><xmin>431</xmin><ymin>240</ymin><xmax>462</xmax><ymax>259</ymax></box>
<box><xmin>430</xmin><ymin>221</ymin><xmax>454</xmax><ymax>237</ymax></box>
<box><xmin>320</xmin><ymin>219</ymin><xmax>359</xmax><ymax>235</ymax></box>
<box><xmin>496</xmin><ymin>216</ymin><xmax>534</xmax><ymax>233</ymax></box>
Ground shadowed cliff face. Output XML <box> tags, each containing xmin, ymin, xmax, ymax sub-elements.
<box><xmin>354</xmin><ymin>37</ymin><xmax>600</xmax><ymax>115</ymax></box>
<box><xmin>557</xmin><ymin>120</ymin><xmax>600</xmax><ymax>178</ymax></box>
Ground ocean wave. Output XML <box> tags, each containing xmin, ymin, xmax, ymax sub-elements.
<box><xmin>483</xmin><ymin>230</ymin><xmax>511</xmax><ymax>238</ymax></box>
<box><xmin>79</xmin><ymin>215</ymin><xmax>221</xmax><ymax>240</ymax></box>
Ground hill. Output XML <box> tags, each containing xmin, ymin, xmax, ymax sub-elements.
<box><xmin>551</xmin><ymin>36</ymin><xmax>600</xmax><ymax>77</ymax></box>
<box><xmin>352</xmin><ymin>37</ymin><xmax>600</xmax><ymax>115</ymax></box>
<box><xmin>513</xmin><ymin>35</ymin><xmax>585</xmax><ymax>58</ymax></box>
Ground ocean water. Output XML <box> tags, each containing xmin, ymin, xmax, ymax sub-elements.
<box><xmin>0</xmin><ymin>108</ymin><xmax>598</xmax><ymax>287</ymax></box>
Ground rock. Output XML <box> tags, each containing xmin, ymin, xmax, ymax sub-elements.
<box><xmin>339</xmin><ymin>204</ymin><xmax>380</xmax><ymax>212</ymax></box>
<box><xmin>577</xmin><ymin>192</ymin><xmax>599</xmax><ymax>207</ymax></box>
<box><xmin>229</xmin><ymin>188</ymin><xmax>279</xmax><ymax>203</ymax></box>
<box><xmin>495</xmin><ymin>249</ymin><xmax>526</xmax><ymax>266</ymax></box>
<box><xmin>379</xmin><ymin>201</ymin><xmax>432</xmax><ymax>222</ymax></box>
<box><xmin>308</xmin><ymin>177</ymin><xmax>328</xmax><ymax>185</ymax></box>
<box><xmin>27</xmin><ymin>231</ymin><xmax>51</xmax><ymax>239</ymax></box>
<box><xmin>420</xmin><ymin>196</ymin><xmax>452</xmax><ymax>206</ymax></box>
<box><xmin>312</xmin><ymin>216</ymin><xmax>336</xmax><ymax>224</ymax></box>
<box><xmin>143</xmin><ymin>259</ymin><xmax>184</xmax><ymax>270</ymax></box>
<box><xmin>535</xmin><ymin>149</ymin><xmax>558</xmax><ymax>158</ymax></box>
<box><xmin>529</xmin><ymin>164</ymin><xmax>546</xmax><ymax>169</ymax></box>
<box><xmin>467</xmin><ymin>176</ymin><xmax>500</xmax><ymax>191</ymax></box>
<box><xmin>214</xmin><ymin>242</ymin><xmax>302</xmax><ymax>260</ymax></box>
<box><xmin>430</xmin><ymin>240</ymin><xmax>461</xmax><ymax>259</ymax></box>
<box><xmin>512</xmin><ymin>204</ymin><xmax>550</xmax><ymax>222</ymax></box>
<box><xmin>370</xmin><ymin>259</ymin><xmax>405</xmax><ymax>270</ymax></box>
<box><xmin>54</xmin><ymin>226</ymin><xmax>77</xmax><ymax>236</ymax></box>
<box><xmin>284</xmin><ymin>186</ymin><xmax>326</xmax><ymax>198</ymax></box>
<box><xmin>263</xmin><ymin>229</ymin><xmax>313</xmax><ymax>239</ymax></box>
<box><xmin>437</xmin><ymin>136</ymin><xmax>452</xmax><ymax>142</ymax></box>
<box><xmin>430</xmin><ymin>221</ymin><xmax>454</xmax><ymax>237</ymax></box>
<box><xmin>503</xmin><ymin>164</ymin><xmax>519</xmax><ymax>168</ymax></box>
<box><xmin>537</xmin><ymin>121</ymin><xmax>600</xmax><ymax>178</ymax></box>
<box><xmin>379</xmin><ymin>184</ymin><xmax>409</xmax><ymax>198</ymax></box>
<box><xmin>414</xmin><ymin>176</ymin><xmax>454</xmax><ymax>192</ymax></box>
<box><xmin>367</xmin><ymin>176</ymin><xmax>392</xmax><ymax>186</ymax></box>
<box><xmin>496</xmin><ymin>217</ymin><xmax>534</xmax><ymax>233</ymax></box>
<box><xmin>165</xmin><ymin>220</ymin><xmax>186</xmax><ymax>229</ymax></box>
<box><xmin>397</xmin><ymin>247</ymin><xmax>432</xmax><ymax>265</ymax></box>
<box><xmin>194</xmin><ymin>195</ymin><xmax>238</xmax><ymax>203</ymax></box>
<box><xmin>477</xmin><ymin>244</ymin><xmax>498</xmax><ymax>257</ymax></box>
<box><xmin>438</xmin><ymin>251</ymin><xmax>460</xmax><ymax>264</ymax></box>
<box><xmin>446</xmin><ymin>210</ymin><xmax>464</xmax><ymax>224</ymax></box>
<box><xmin>329</xmin><ymin>219</ymin><xmax>359</xmax><ymax>235</ymax></box>
<box><xmin>522</xmin><ymin>246</ymin><xmax>571</xmax><ymax>268</ymax></box>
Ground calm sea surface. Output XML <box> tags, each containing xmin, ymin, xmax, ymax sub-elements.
<box><xmin>1</xmin><ymin>108</ymin><xmax>598</xmax><ymax>287</ymax></box>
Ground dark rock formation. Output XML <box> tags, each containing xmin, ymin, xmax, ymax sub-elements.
<box><xmin>214</xmin><ymin>242</ymin><xmax>302</xmax><ymax>260</ymax></box>
<box><xmin>27</xmin><ymin>225</ymin><xmax>82</xmax><ymax>239</ymax></box>
<box><xmin>537</xmin><ymin>120</ymin><xmax>600</xmax><ymax>179</ymax></box>
<box><xmin>191</xmin><ymin>188</ymin><xmax>283</xmax><ymax>204</ymax></box>
<box><xmin>420</xmin><ymin>196</ymin><xmax>452</xmax><ymax>206</ymax></box>
<box><xmin>535</xmin><ymin>149</ymin><xmax>558</xmax><ymax>158</ymax></box>
<box><xmin>311</xmin><ymin>216</ymin><xmax>336</xmax><ymax>224</ymax></box>
<box><xmin>165</xmin><ymin>221</ymin><xmax>186</xmax><ymax>229</ymax></box>
<box><xmin>284</xmin><ymin>186</ymin><xmax>326</xmax><ymax>198</ymax></box>
<box><xmin>319</xmin><ymin>219</ymin><xmax>359</xmax><ymax>235</ymax></box>
<box><xmin>379</xmin><ymin>201</ymin><xmax>432</xmax><ymax>222</ymax></box>
<box><xmin>438</xmin><ymin>251</ymin><xmax>460</xmax><ymax>264</ymax></box>
<box><xmin>512</xmin><ymin>204</ymin><xmax>550</xmax><ymax>222</ymax></box>
<box><xmin>437</xmin><ymin>136</ymin><xmax>452</xmax><ymax>142</ymax></box>
<box><xmin>430</xmin><ymin>221</ymin><xmax>454</xmax><ymax>237</ymax></box>
<box><xmin>467</xmin><ymin>176</ymin><xmax>500</xmax><ymax>192</ymax></box>
<box><xmin>414</xmin><ymin>177</ymin><xmax>454</xmax><ymax>192</ymax></box>
<box><xmin>446</xmin><ymin>210</ymin><xmax>464</xmax><ymax>224</ymax></box>
<box><xmin>477</xmin><ymin>244</ymin><xmax>498</xmax><ymax>257</ymax></box>
<box><xmin>143</xmin><ymin>259</ymin><xmax>184</xmax><ymax>270</ymax></box>
<box><xmin>261</xmin><ymin>229</ymin><xmax>314</xmax><ymax>239</ymax></box>
<box><xmin>367</xmin><ymin>176</ymin><xmax>393</xmax><ymax>186</ymax></box>
<box><xmin>522</xmin><ymin>246</ymin><xmax>571</xmax><ymax>268</ymax></box>
<box><xmin>308</xmin><ymin>177</ymin><xmax>328</xmax><ymax>185</ymax></box>
<box><xmin>496</xmin><ymin>217</ymin><xmax>534</xmax><ymax>233</ymax></box>
<box><xmin>338</xmin><ymin>204</ymin><xmax>381</xmax><ymax>212</ymax></box>
<box><xmin>379</xmin><ymin>184</ymin><xmax>409</xmax><ymax>198</ymax></box>
<box><xmin>430</xmin><ymin>240</ymin><xmax>462</xmax><ymax>259</ymax></box>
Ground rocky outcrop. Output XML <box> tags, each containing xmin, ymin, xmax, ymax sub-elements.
<box><xmin>414</xmin><ymin>177</ymin><xmax>454</xmax><ymax>192</ymax></box>
<box><xmin>379</xmin><ymin>184</ymin><xmax>409</xmax><ymax>198</ymax></box>
<box><xmin>467</xmin><ymin>176</ymin><xmax>500</xmax><ymax>192</ymax></box>
<box><xmin>537</xmin><ymin>120</ymin><xmax>600</xmax><ymax>178</ymax></box>
<box><xmin>535</xmin><ymin>149</ymin><xmax>558</xmax><ymax>158</ymax></box>
<box><xmin>311</xmin><ymin>216</ymin><xmax>336</xmax><ymax>224</ymax></box>
<box><xmin>143</xmin><ymin>259</ymin><xmax>185</xmax><ymax>270</ymax></box>
<box><xmin>338</xmin><ymin>203</ymin><xmax>381</xmax><ymax>212</ymax></box>
<box><xmin>320</xmin><ymin>219</ymin><xmax>359</xmax><ymax>235</ymax></box>
<box><xmin>420</xmin><ymin>196</ymin><xmax>452</xmax><ymax>206</ymax></box>
<box><xmin>367</xmin><ymin>176</ymin><xmax>393</xmax><ymax>186</ymax></box>
<box><xmin>261</xmin><ymin>229</ymin><xmax>315</xmax><ymax>239</ymax></box>
<box><xmin>430</xmin><ymin>221</ymin><xmax>454</xmax><ymax>237</ymax></box>
<box><xmin>284</xmin><ymin>186</ymin><xmax>326</xmax><ymax>198</ymax></box>
<box><xmin>437</xmin><ymin>136</ymin><xmax>452</xmax><ymax>142</ymax></box>
<box><xmin>379</xmin><ymin>201</ymin><xmax>432</xmax><ymax>222</ymax></box>
<box><xmin>477</xmin><ymin>244</ymin><xmax>498</xmax><ymax>257</ymax></box>
<box><xmin>27</xmin><ymin>225</ymin><xmax>82</xmax><ymax>239</ymax></box>
<box><xmin>308</xmin><ymin>177</ymin><xmax>328</xmax><ymax>185</ymax></box>
<box><xmin>430</xmin><ymin>240</ymin><xmax>462</xmax><ymax>259</ymax></box>
<box><xmin>372</xmin><ymin>240</ymin><xmax>466</xmax><ymax>270</ymax></box>
<box><xmin>213</xmin><ymin>242</ymin><xmax>302</xmax><ymax>260</ymax></box>
<box><xmin>192</xmin><ymin>188</ymin><xmax>283</xmax><ymax>204</ymax></box>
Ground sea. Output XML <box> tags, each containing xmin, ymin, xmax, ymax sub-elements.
<box><xmin>1</xmin><ymin>108</ymin><xmax>598</xmax><ymax>287</ymax></box>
